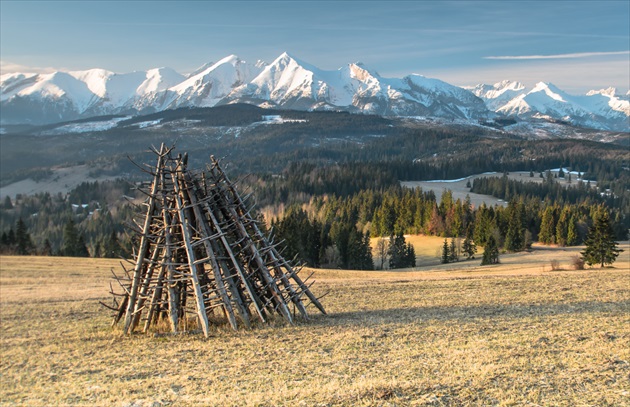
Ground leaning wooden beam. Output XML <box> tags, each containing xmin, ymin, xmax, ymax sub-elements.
<box><xmin>160</xmin><ymin>165</ymin><xmax>180</xmax><ymax>333</ymax></box>
<box><xmin>232</xmin><ymin>189</ymin><xmax>326</xmax><ymax>314</ymax></box>
<box><xmin>143</xmin><ymin>261</ymin><xmax>168</xmax><ymax>333</ymax></box>
<box><xmin>131</xmin><ymin>238</ymin><xmax>164</xmax><ymax>331</ymax></box>
<box><xmin>269</xmin><ymin>246</ymin><xmax>327</xmax><ymax>315</ymax></box>
<box><xmin>210</xmin><ymin>156</ymin><xmax>326</xmax><ymax>316</ymax></box>
<box><xmin>122</xmin><ymin>143</ymin><xmax>169</xmax><ymax>334</ymax></box>
<box><xmin>183</xmin><ymin>170</ymin><xmax>267</xmax><ymax>324</ymax></box>
<box><xmin>262</xmin><ymin>250</ymin><xmax>309</xmax><ymax>319</ymax></box>
<box><xmin>213</xmin><ymin>186</ymin><xmax>294</xmax><ymax>324</ymax></box>
<box><xmin>174</xmin><ymin>164</ymin><xmax>240</xmax><ymax>331</ymax></box>
<box><xmin>172</xmin><ymin>168</ymin><xmax>213</xmax><ymax>337</ymax></box>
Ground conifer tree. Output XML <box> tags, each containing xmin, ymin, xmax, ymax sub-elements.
<box><xmin>504</xmin><ymin>202</ymin><xmax>524</xmax><ymax>252</ymax></box>
<box><xmin>462</xmin><ymin>225</ymin><xmax>477</xmax><ymax>260</ymax></box>
<box><xmin>481</xmin><ymin>236</ymin><xmax>500</xmax><ymax>265</ymax></box>
<box><xmin>76</xmin><ymin>235</ymin><xmax>90</xmax><ymax>257</ymax></box>
<box><xmin>581</xmin><ymin>209</ymin><xmax>622</xmax><ymax>268</ymax></box>
<box><xmin>62</xmin><ymin>219</ymin><xmax>81</xmax><ymax>256</ymax></box>
<box><xmin>441</xmin><ymin>239</ymin><xmax>450</xmax><ymax>264</ymax></box>
<box><xmin>6</xmin><ymin>228</ymin><xmax>16</xmax><ymax>247</ymax></box>
<box><xmin>405</xmin><ymin>241</ymin><xmax>416</xmax><ymax>268</ymax></box>
<box><xmin>539</xmin><ymin>207</ymin><xmax>556</xmax><ymax>244</ymax></box>
<box><xmin>566</xmin><ymin>216</ymin><xmax>579</xmax><ymax>246</ymax></box>
<box><xmin>389</xmin><ymin>233</ymin><xmax>413</xmax><ymax>269</ymax></box>
<box><xmin>3</xmin><ymin>196</ymin><xmax>13</xmax><ymax>209</ymax></box>
<box><xmin>103</xmin><ymin>231</ymin><xmax>123</xmax><ymax>258</ymax></box>
<box><xmin>347</xmin><ymin>229</ymin><xmax>373</xmax><ymax>270</ymax></box>
<box><xmin>15</xmin><ymin>218</ymin><xmax>34</xmax><ymax>255</ymax></box>
<box><xmin>41</xmin><ymin>239</ymin><xmax>53</xmax><ymax>256</ymax></box>
<box><xmin>449</xmin><ymin>238</ymin><xmax>458</xmax><ymax>262</ymax></box>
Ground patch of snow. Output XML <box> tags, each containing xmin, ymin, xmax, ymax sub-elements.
<box><xmin>40</xmin><ymin>116</ymin><xmax>131</xmax><ymax>135</ymax></box>
<box><xmin>424</xmin><ymin>176</ymin><xmax>469</xmax><ymax>183</ymax></box>
<box><xmin>261</xmin><ymin>115</ymin><xmax>308</xmax><ymax>124</ymax></box>
<box><xmin>134</xmin><ymin>118</ymin><xmax>163</xmax><ymax>128</ymax></box>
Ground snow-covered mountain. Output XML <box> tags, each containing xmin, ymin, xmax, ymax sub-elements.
<box><xmin>464</xmin><ymin>80</ymin><xmax>526</xmax><ymax>111</ymax></box>
<box><xmin>225</xmin><ymin>52</ymin><xmax>488</xmax><ymax>118</ymax></box>
<box><xmin>1</xmin><ymin>53</ymin><xmax>628</xmax><ymax>132</ymax></box>
<box><xmin>0</xmin><ymin>67</ymin><xmax>185</xmax><ymax>122</ymax></box>
<box><xmin>0</xmin><ymin>52</ymin><xmax>487</xmax><ymax>125</ymax></box>
<box><xmin>162</xmin><ymin>55</ymin><xmax>266</xmax><ymax>110</ymax></box>
<box><xmin>468</xmin><ymin>81</ymin><xmax>629</xmax><ymax>131</ymax></box>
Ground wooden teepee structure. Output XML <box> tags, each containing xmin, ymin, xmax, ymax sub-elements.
<box><xmin>108</xmin><ymin>144</ymin><xmax>325</xmax><ymax>337</ymax></box>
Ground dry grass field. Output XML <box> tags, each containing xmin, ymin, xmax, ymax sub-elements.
<box><xmin>1</xmin><ymin>243</ymin><xmax>629</xmax><ymax>406</ymax></box>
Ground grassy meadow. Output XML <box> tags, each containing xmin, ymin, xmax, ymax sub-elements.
<box><xmin>1</xmin><ymin>243</ymin><xmax>629</xmax><ymax>406</ymax></box>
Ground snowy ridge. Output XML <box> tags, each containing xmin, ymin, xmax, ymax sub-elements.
<box><xmin>1</xmin><ymin>52</ymin><xmax>628</xmax><ymax>131</ymax></box>
<box><xmin>470</xmin><ymin>81</ymin><xmax>629</xmax><ymax>131</ymax></box>
<box><xmin>0</xmin><ymin>52</ymin><xmax>488</xmax><ymax>124</ymax></box>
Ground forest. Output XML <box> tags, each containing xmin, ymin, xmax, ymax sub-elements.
<box><xmin>1</xmin><ymin>160</ymin><xmax>627</xmax><ymax>271</ymax></box>
<box><xmin>1</xmin><ymin>107</ymin><xmax>628</xmax><ymax>269</ymax></box>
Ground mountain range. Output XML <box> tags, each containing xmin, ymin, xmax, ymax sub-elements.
<box><xmin>1</xmin><ymin>52</ymin><xmax>628</xmax><ymax>131</ymax></box>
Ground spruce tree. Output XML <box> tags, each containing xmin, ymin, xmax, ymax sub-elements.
<box><xmin>6</xmin><ymin>228</ymin><xmax>16</xmax><ymax>247</ymax></box>
<box><xmin>76</xmin><ymin>235</ymin><xmax>90</xmax><ymax>257</ymax></box>
<box><xmin>62</xmin><ymin>219</ymin><xmax>80</xmax><ymax>256</ymax></box>
<box><xmin>481</xmin><ymin>236</ymin><xmax>500</xmax><ymax>265</ymax></box>
<box><xmin>441</xmin><ymin>239</ymin><xmax>450</xmax><ymax>264</ymax></box>
<box><xmin>504</xmin><ymin>202</ymin><xmax>524</xmax><ymax>252</ymax></box>
<box><xmin>566</xmin><ymin>215</ymin><xmax>579</xmax><ymax>246</ymax></box>
<box><xmin>15</xmin><ymin>218</ymin><xmax>34</xmax><ymax>255</ymax></box>
<box><xmin>581</xmin><ymin>209</ymin><xmax>622</xmax><ymax>268</ymax></box>
<box><xmin>41</xmin><ymin>239</ymin><xmax>53</xmax><ymax>256</ymax></box>
<box><xmin>449</xmin><ymin>238</ymin><xmax>458</xmax><ymax>262</ymax></box>
<box><xmin>104</xmin><ymin>231</ymin><xmax>122</xmax><ymax>258</ymax></box>
<box><xmin>462</xmin><ymin>225</ymin><xmax>477</xmax><ymax>259</ymax></box>
<box><xmin>389</xmin><ymin>233</ymin><xmax>413</xmax><ymax>269</ymax></box>
<box><xmin>555</xmin><ymin>207</ymin><xmax>570</xmax><ymax>247</ymax></box>
<box><xmin>539</xmin><ymin>207</ymin><xmax>556</xmax><ymax>244</ymax></box>
<box><xmin>3</xmin><ymin>196</ymin><xmax>13</xmax><ymax>209</ymax></box>
<box><xmin>405</xmin><ymin>242</ymin><xmax>416</xmax><ymax>268</ymax></box>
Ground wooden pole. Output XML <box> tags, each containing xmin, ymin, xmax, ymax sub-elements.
<box><xmin>122</xmin><ymin>143</ymin><xmax>168</xmax><ymax>334</ymax></box>
<box><xmin>172</xmin><ymin>170</ymin><xmax>213</xmax><ymax>337</ymax></box>
<box><xmin>207</xmin><ymin>167</ymin><xmax>294</xmax><ymax>324</ymax></box>
<box><xmin>175</xmin><ymin>163</ymin><xmax>238</xmax><ymax>330</ymax></box>
<box><xmin>184</xmin><ymin>170</ymin><xmax>267</xmax><ymax>324</ymax></box>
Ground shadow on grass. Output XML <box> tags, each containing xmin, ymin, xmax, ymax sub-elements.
<box><xmin>308</xmin><ymin>300</ymin><xmax>629</xmax><ymax>327</ymax></box>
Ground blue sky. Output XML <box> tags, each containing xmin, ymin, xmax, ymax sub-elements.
<box><xmin>1</xmin><ymin>1</ymin><xmax>628</xmax><ymax>93</ymax></box>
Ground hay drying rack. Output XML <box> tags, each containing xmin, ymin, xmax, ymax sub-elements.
<box><xmin>106</xmin><ymin>144</ymin><xmax>326</xmax><ymax>337</ymax></box>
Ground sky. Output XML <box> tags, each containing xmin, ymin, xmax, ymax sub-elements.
<box><xmin>1</xmin><ymin>0</ymin><xmax>629</xmax><ymax>94</ymax></box>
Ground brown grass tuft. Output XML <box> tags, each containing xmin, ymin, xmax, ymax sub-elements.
<box><xmin>571</xmin><ymin>255</ymin><xmax>586</xmax><ymax>270</ymax></box>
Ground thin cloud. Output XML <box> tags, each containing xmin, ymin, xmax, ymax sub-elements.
<box><xmin>484</xmin><ymin>51</ymin><xmax>630</xmax><ymax>60</ymax></box>
<box><xmin>0</xmin><ymin>60</ymin><xmax>60</xmax><ymax>75</ymax></box>
<box><xmin>424</xmin><ymin>58</ymin><xmax>629</xmax><ymax>94</ymax></box>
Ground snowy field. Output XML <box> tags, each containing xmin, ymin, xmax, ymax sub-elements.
<box><xmin>0</xmin><ymin>165</ymin><xmax>122</xmax><ymax>199</ymax></box>
<box><xmin>401</xmin><ymin>170</ymin><xmax>593</xmax><ymax>208</ymax></box>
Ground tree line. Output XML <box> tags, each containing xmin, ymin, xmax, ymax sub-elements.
<box><xmin>0</xmin><ymin>180</ymin><xmax>135</xmax><ymax>258</ymax></box>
